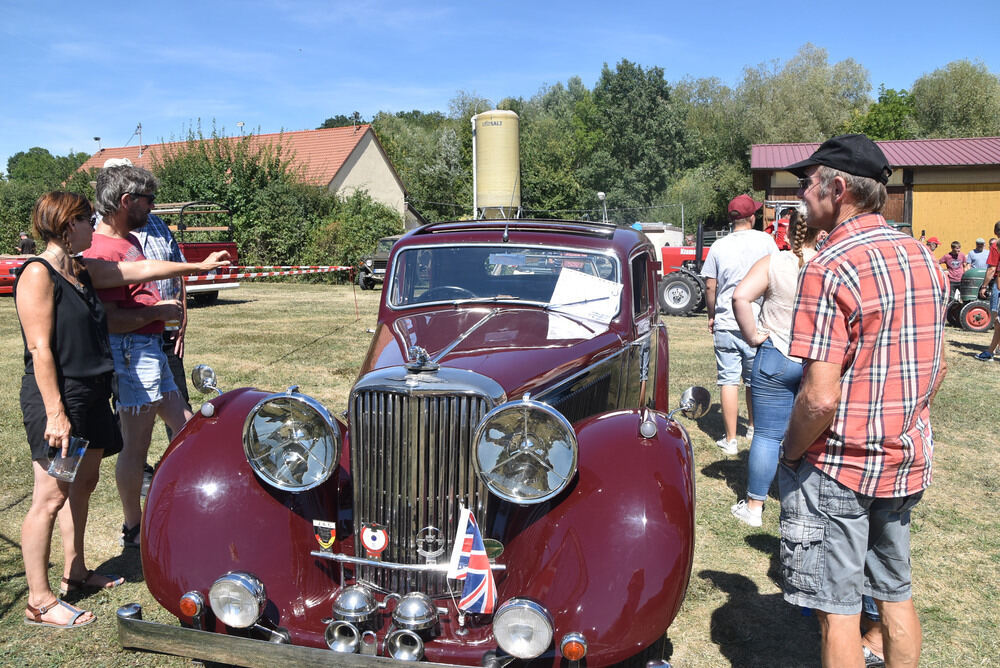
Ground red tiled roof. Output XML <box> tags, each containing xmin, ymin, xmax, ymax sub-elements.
<box><xmin>76</xmin><ymin>125</ymin><xmax>374</xmax><ymax>186</ymax></box>
<box><xmin>751</xmin><ymin>136</ymin><xmax>1000</xmax><ymax>171</ymax></box>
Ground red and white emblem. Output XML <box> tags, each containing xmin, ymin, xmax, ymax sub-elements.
<box><xmin>361</xmin><ymin>523</ymin><xmax>389</xmax><ymax>558</ymax></box>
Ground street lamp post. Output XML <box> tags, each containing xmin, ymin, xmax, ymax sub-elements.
<box><xmin>597</xmin><ymin>191</ymin><xmax>608</xmax><ymax>223</ymax></box>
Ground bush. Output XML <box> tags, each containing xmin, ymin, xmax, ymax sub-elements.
<box><xmin>305</xmin><ymin>189</ymin><xmax>403</xmax><ymax>267</ymax></box>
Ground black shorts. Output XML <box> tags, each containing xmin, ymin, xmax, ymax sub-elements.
<box><xmin>20</xmin><ymin>372</ymin><xmax>123</xmax><ymax>460</ymax></box>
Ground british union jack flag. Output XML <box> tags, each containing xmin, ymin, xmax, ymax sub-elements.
<box><xmin>446</xmin><ymin>506</ymin><xmax>497</xmax><ymax>614</ymax></box>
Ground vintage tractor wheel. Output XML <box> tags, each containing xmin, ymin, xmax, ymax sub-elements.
<box><xmin>658</xmin><ymin>271</ymin><xmax>703</xmax><ymax>316</ymax></box>
<box><xmin>946</xmin><ymin>300</ymin><xmax>963</xmax><ymax>327</ymax></box>
<box><xmin>960</xmin><ymin>300</ymin><xmax>993</xmax><ymax>332</ymax></box>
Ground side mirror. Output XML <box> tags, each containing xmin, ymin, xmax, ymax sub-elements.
<box><xmin>676</xmin><ymin>386</ymin><xmax>710</xmax><ymax>420</ymax></box>
<box><xmin>191</xmin><ymin>364</ymin><xmax>223</xmax><ymax>396</ymax></box>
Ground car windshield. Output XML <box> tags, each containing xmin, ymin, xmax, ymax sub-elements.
<box><xmin>376</xmin><ymin>238</ymin><xmax>396</xmax><ymax>254</ymax></box>
<box><xmin>389</xmin><ymin>245</ymin><xmax>621</xmax><ymax>317</ymax></box>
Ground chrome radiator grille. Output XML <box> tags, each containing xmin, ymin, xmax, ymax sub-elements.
<box><xmin>349</xmin><ymin>387</ymin><xmax>495</xmax><ymax>596</ymax></box>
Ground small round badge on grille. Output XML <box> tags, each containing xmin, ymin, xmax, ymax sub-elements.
<box><xmin>415</xmin><ymin>526</ymin><xmax>445</xmax><ymax>562</ymax></box>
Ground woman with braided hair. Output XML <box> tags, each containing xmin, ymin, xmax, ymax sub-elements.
<box><xmin>15</xmin><ymin>192</ymin><xmax>229</xmax><ymax>628</ymax></box>
<box><xmin>728</xmin><ymin>206</ymin><xmax>825</xmax><ymax>527</ymax></box>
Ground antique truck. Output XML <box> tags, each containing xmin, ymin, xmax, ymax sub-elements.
<box><xmin>117</xmin><ymin>217</ymin><xmax>708</xmax><ymax>668</ymax></box>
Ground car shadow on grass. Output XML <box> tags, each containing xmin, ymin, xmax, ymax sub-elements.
<box><xmin>699</xmin><ymin>568</ymin><xmax>820</xmax><ymax>667</ymax></box>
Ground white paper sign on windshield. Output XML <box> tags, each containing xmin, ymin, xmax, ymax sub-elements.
<box><xmin>548</xmin><ymin>268</ymin><xmax>622</xmax><ymax>325</ymax></box>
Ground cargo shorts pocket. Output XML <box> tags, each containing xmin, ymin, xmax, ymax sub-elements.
<box><xmin>780</xmin><ymin>516</ymin><xmax>826</xmax><ymax>593</ymax></box>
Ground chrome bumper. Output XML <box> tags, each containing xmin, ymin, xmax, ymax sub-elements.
<box><xmin>116</xmin><ymin>604</ymin><xmax>459</xmax><ymax>668</ymax></box>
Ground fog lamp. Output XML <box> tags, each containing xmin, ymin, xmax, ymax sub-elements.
<box><xmin>208</xmin><ymin>572</ymin><xmax>266</xmax><ymax>628</ymax></box>
<box><xmin>493</xmin><ymin>599</ymin><xmax>553</xmax><ymax>659</ymax></box>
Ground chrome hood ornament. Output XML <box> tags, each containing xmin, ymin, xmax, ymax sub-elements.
<box><xmin>406</xmin><ymin>346</ymin><xmax>439</xmax><ymax>373</ymax></box>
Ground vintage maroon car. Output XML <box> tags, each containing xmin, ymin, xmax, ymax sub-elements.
<box><xmin>118</xmin><ymin>218</ymin><xmax>709</xmax><ymax>668</ymax></box>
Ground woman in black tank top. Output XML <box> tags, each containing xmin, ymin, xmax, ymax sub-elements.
<box><xmin>16</xmin><ymin>192</ymin><xmax>232</xmax><ymax>628</ymax></box>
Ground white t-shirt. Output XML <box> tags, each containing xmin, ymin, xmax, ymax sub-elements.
<box><xmin>700</xmin><ymin>229</ymin><xmax>778</xmax><ymax>331</ymax></box>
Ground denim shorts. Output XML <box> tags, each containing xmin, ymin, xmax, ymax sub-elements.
<box><xmin>714</xmin><ymin>329</ymin><xmax>756</xmax><ymax>386</ymax></box>
<box><xmin>109</xmin><ymin>332</ymin><xmax>178</xmax><ymax>411</ymax></box>
<box><xmin>991</xmin><ymin>282</ymin><xmax>999</xmax><ymax>314</ymax></box>
<box><xmin>778</xmin><ymin>461</ymin><xmax>923</xmax><ymax>615</ymax></box>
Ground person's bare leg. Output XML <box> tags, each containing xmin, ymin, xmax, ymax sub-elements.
<box><xmin>877</xmin><ymin>599</ymin><xmax>921</xmax><ymax>668</ymax></box>
<box><xmin>117</xmin><ymin>405</ymin><xmax>158</xmax><ymax>530</ymax></box>
<box><xmin>157</xmin><ymin>392</ymin><xmax>193</xmax><ymax>437</ymax></box>
<box><xmin>720</xmin><ymin>384</ymin><xmax>739</xmax><ymax>442</ymax></box>
<box><xmin>22</xmin><ymin>461</ymin><xmax>94</xmax><ymax>625</ymax></box>
<box><xmin>816</xmin><ymin>610</ymin><xmax>864</xmax><ymax>667</ymax></box>
<box><xmin>745</xmin><ymin>386</ymin><xmax>754</xmax><ymax>432</ymax></box>
<box><xmin>57</xmin><ymin>448</ymin><xmax>107</xmax><ymax>584</ymax></box>
<box><xmin>986</xmin><ymin>315</ymin><xmax>1000</xmax><ymax>354</ymax></box>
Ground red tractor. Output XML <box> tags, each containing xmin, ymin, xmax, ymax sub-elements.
<box><xmin>655</xmin><ymin>224</ymin><xmax>710</xmax><ymax>316</ymax></box>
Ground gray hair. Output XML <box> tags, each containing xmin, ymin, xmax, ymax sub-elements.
<box><xmin>815</xmin><ymin>166</ymin><xmax>886</xmax><ymax>214</ymax></box>
<box><xmin>95</xmin><ymin>165</ymin><xmax>159</xmax><ymax>216</ymax></box>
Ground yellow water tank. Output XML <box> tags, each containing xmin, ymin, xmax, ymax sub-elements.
<box><xmin>473</xmin><ymin>110</ymin><xmax>520</xmax><ymax>219</ymax></box>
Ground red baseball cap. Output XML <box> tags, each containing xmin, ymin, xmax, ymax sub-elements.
<box><xmin>727</xmin><ymin>194</ymin><xmax>762</xmax><ymax>221</ymax></box>
<box><xmin>926</xmin><ymin>237</ymin><xmax>940</xmax><ymax>244</ymax></box>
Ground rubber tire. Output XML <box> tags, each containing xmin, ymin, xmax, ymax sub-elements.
<box><xmin>946</xmin><ymin>300</ymin><xmax>963</xmax><ymax>327</ymax></box>
<box><xmin>658</xmin><ymin>272</ymin><xmax>702</xmax><ymax>316</ymax></box>
<box><xmin>358</xmin><ymin>271</ymin><xmax>372</xmax><ymax>290</ymax></box>
<box><xmin>191</xmin><ymin>290</ymin><xmax>218</xmax><ymax>306</ymax></box>
<box><xmin>960</xmin><ymin>300</ymin><xmax>993</xmax><ymax>332</ymax></box>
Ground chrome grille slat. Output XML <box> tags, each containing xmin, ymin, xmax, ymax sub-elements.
<box><xmin>350</xmin><ymin>386</ymin><xmax>495</xmax><ymax>596</ymax></box>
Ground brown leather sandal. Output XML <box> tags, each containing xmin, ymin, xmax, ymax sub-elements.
<box><xmin>60</xmin><ymin>569</ymin><xmax>125</xmax><ymax>595</ymax></box>
<box><xmin>24</xmin><ymin>598</ymin><xmax>95</xmax><ymax>629</ymax></box>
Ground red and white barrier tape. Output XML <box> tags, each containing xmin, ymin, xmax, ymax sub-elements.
<box><xmin>184</xmin><ymin>265</ymin><xmax>353</xmax><ymax>283</ymax></box>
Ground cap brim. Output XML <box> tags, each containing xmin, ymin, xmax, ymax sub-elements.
<box><xmin>783</xmin><ymin>157</ymin><xmax>819</xmax><ymax>178</ymax></box>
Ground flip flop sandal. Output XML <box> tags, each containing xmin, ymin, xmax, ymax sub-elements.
<box><xmin>60</xmin><ymin>569</ymin><xmax>125</xmax><ymax>595</ymax></box>
<box><xmin>24</xmin><ymin>599</ymin><xmax>95</xmax><ymax>629</ymax></box>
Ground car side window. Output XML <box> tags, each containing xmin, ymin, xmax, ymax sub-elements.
<box><xmin>631</xmin><ymin>253</ymin><xmax>649</xmax><ymax>315</ymax></box>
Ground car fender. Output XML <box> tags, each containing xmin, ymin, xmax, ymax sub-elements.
<box><xmin>497</xmin><ymin>409</ymin><xmax>694</xmax><ymax>664</ymax></box>
<box><xmin>142</xmin><ymin>388</ymin><xmax>350</xmax><ymax>646</ymax></box>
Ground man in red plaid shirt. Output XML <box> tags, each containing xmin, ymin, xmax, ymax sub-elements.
<box><xmin>779</xmin><ymin>135</ymin><xmax>947</xmax><ymax>667</ymax></box>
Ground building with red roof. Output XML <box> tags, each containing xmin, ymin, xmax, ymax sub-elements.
<box><xmin>76</xmin><ymin>125</ymin><xmax>425</xmax><ymax>228</ymax></box>
<box><xmin>751</xmin><ymin>136</ymin><xmax>1000</xmax><ymax>250</ymax></box>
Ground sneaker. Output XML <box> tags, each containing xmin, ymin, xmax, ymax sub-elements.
<box><xmin>731</xmin><ymin>500</ymin><xmax>763</xmax><ymax>527</ymax></box>
<box><xmin>975</xmin><ymin>350</ymin><xmax>994</xmax><ymax>361</ymax></box>
<box><xmin>862</xmin><ymin>644</ymin><xmax>885</xmax><ymax>667</ymax></box>
<box><xmin>140</xmin><ymin>463</ymin><xmax>154</xmax><ymax>498</ymax></box>
<box><xmin>746</xmin><ymin>425</ymin><xmax>755</xmax><ymax>441</ymax></box>
<box><xmin>716</xmin><ymin>437</ymin><xmax>738</xmax><ymax>456</ymax></box>
<box><xmin>121</xmin><ymin>523</ymin><xmax>141</xmax><ymax>549</ymax></box>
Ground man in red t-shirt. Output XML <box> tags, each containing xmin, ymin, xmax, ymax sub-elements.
<box><xmin>780</xmin><ymin>135</ymin><xmax>947</xmax><ymax>667</ymax></box>
<box><xmin>764</xmin><ymin>208</ymin><xmax>792</xmax><ymax>250</ymax></box>
<box><xmin>938</xmin><ymin>241</ymin><xmax>967</xmax><ymax>300</ymax></box>
<box><xmin>83</xmin><ymin>165</ymin><xmax>188</xmax><ymax>548</ymax></box>
<box><xmin>975</xmin><ymin>222</ymin><xmax>1000</xmax><ymax>360</ymax></box>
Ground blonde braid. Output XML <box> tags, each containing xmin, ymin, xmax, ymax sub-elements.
<box><xmin>789</xmin><ymin>209</ymin><xmax>809</xmax><ymax>267</ymax></box>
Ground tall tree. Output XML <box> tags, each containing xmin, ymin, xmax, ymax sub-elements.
<box><xmin>6</xmin><ymin>147</ymin><xmax>90</xmax><ymax>188</ymax></box>
<box><xmin>910</xmin><ymin>59</ymin><xmax>1000</xmax><ymax>137</ymax></box>
<box><xmin>584</xmin><ymin>59</ymin><xmax>693</xmax><ymax>219</ymax></box>
<box><xmin>318</xmin><ymin>112</ymin><xmax>366</xmax><ymax>129</ymax></box>
<box><xmin>840</xmin><ymin>85</ymin><xmax>918</xmax><ymax>140</ymax></box>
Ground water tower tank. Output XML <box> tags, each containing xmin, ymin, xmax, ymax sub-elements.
<box><xmin>472</xmin><ymin>110</ymin><xmax>520</xmax><ymax>219</ymax></box>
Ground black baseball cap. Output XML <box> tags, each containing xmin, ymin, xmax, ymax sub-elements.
<box><xmin>785</xmin><ymin>134</ymin><xmax>892</xmax><ymax>185</ymax></box>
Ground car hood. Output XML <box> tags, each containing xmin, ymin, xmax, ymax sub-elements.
<box><xmin>360</xmin><ymin>306</ymin><xmax>624</xmax><ymax>397</ymax></box>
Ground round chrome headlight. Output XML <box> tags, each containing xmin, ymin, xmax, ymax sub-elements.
<box><xmin>493</xmin><ymin>599</ymin><xmax>553</xmax><ymax>659</ymax></box>
<box><xmin>473</xmin><ymin>396</ymin><xmax>577</xmax><ymax>504</ymax></box>
<box><xmin>208</xmin><ymin>572</ymin><xmax>266</xmax><ymax>628</ymax></box>
<box><xmin>243</xmin><ymin>391</ymin><xmax>340</xmax><ymax>491</ymax></box>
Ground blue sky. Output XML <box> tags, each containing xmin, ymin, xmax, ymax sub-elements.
<box><xmin>2</xmin><ymin>0</ymin><xmax>998</xmax><ymax>175</ymax></box>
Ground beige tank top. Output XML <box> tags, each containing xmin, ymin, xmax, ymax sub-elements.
<box><xmin>758</xmin><ymin>249</ymin><xmax>815</xmax><ymax>359</ymax></box>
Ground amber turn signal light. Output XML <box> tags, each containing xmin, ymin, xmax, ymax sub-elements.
<box><xmin>560</xmin><ymin>632</ymin><xmax>588</xmax><ymax>661</ymax></box>
<box><xmin>179</xmin><ymin>591</ymin><xmax>205</xmax><ymax>618</ymax></box>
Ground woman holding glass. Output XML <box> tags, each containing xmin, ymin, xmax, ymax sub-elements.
<box><xmin>16</xmin><ymin>191</ymin><xmax>229</xmax><ymax>628</ymax></box>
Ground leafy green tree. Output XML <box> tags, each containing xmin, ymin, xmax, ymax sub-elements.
<box><xmin>6</xmin><ymin>147</ymin><xmax>90</xmax><ymax>188</ymax></box>
<box><xmin>0</xmin><ymin>179</ymin><xmax>45</xmax><ymax>252</ymax></box>
<box><xmin>306</xmin><ymin>189</ymin><xmax>402</xmax><ymax>266</ymax></box>
<box><xmin>840</xmin><ymin>85</ymin><xmax>918</xmax><ymax>140</ymax></box>
<box><xmin>582</xmin><ymin>60</ymin><xmax>694</xmax><ymax>218</ymax></box>
<box><xmin>318</xmin><ymin>112</ymin><xmax>366</xmax><ymax>129</ymax></box>
<box><xmin>910</xmin><ymin>59</ymin><xmax>1000</xmax><ymax>137</ymax></box>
